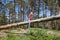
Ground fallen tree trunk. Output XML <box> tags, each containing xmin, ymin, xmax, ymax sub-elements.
<box><xmin>0</xmin><ymin>15</ymin><xmax>60</xmax><ymax>29</ymax></box>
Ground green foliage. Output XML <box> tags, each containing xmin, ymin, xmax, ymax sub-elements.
<box><xmin>0</xmin><ymin>28</ymin><xmax>60</xmax><ymax>40</ymax></box>
<box><xmin>28</xmin><ymin>28</ymin><xmax>60</xmax><ymax>40</ymax></box>
<box><xmin>29</xmin><ymin>28</ymin><xmax>53</xmax><ymax>40</ymax></box>
<box><xmin>7</xmin><ymin>34</ymin><xmax>31</xmax><ymax>40</ymax></box>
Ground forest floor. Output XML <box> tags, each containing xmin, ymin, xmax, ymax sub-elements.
<box><xmin>0</xmin><ymin>28</ymin><xmax>60</xmax><ymax>40</ymax></box>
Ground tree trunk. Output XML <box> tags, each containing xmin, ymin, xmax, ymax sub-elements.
<box><xmin>38</xmin><ymin>0</ymin><xmax>40</xmax><ymax>18</ymax></box>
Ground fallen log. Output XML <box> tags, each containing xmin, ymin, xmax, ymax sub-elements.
<box><xmin>0</xmin><ymin>15</ymin><xmax>60</xmax><ymax>29</ymax></box>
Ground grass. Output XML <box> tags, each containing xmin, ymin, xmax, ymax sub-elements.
<box><xmin>0</xmin><ymin>28</ymin><xmax>60</xmax><ymax>40</ymax></box>
<box><xmin>7</xmin><ymin>34</ymin><xmax>31</xmax><ymax>40</ymax></box>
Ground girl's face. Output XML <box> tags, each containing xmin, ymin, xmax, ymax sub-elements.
<box><xmin>30</xmin><ymin>12</ymin><xmax>33</xmax><ymax>15</ymax></box>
